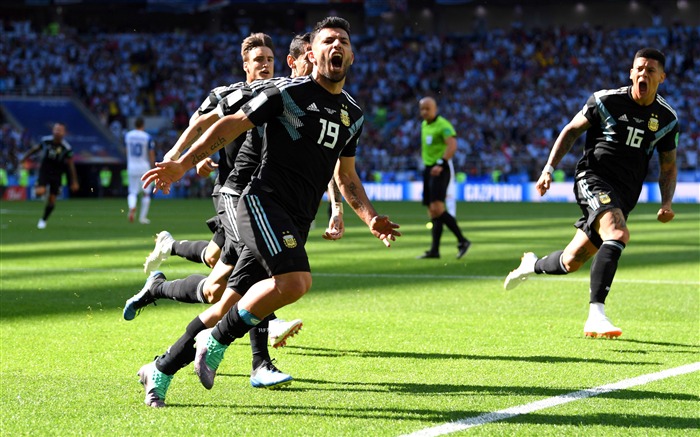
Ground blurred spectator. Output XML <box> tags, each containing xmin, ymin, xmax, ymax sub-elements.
<box><xmin>0</xmin><ymin>21</ymin><xmax>697</xmax><ymax>190</ymax></box>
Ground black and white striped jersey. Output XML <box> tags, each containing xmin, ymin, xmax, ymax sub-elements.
<box><xmin>196</xmin><ymin>82</ymin><xmax>252</xmax><ymax>189</ymax></box>
<box><xmin>576</xmin><ymin>85</ymin><xmax>679</xmax><ymax>207</ymax></box>
<box><xmin>219</xmin><ymin>75</ymin><xmax>364</xmax><ymax>225</ymax></box>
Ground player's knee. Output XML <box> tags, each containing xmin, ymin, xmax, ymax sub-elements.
<box><xmin>276</xmin><ymin>272</ymin><xmax>312</xmax><ymax>302</ymax></box>
<box><xmin>561</xmin><ymin>252</ymin><xmax>584</xmax><ymax>273</ymax></box>
<box><xmin>202</xmin><ymin>282</ymin><xmax>225</xmax><ymax>304</ymax></box>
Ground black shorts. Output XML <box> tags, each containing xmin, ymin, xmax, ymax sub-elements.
<box><xmin>218</xmin><ymin>190</ymin><xmax>243</xmax><ymax>266</ymax></box>
<box><xmin>422</xmin><ymin>164</ymin><xmax>451</xmax><ymax>206</ymax></box>
<box><xmin>236</xmin><ymin>185</ymin><xmax>310</xmax><ymax>277</ymax></box>
<box><xmin>573</xmin><ymin>174</ymin><xmax>629</xmax><ymax>248</ymax></box>
<box><xmin>37</xmin><ymin>172</ymin><xmax>62</xmax><ymax>195</ymax></box>
<box><xmin>205</xmin><ymin>215</ymin><xmax>226</xmax><ymax>249</ymax></box>
<box><xmin>227</xmin><ymin>246</ymin><xmax>269</xmax><ymax>294</ymax></box>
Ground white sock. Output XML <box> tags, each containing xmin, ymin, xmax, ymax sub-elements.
<box><xmin>140</xmin><ymin>196</ymin><xmax>151</xmax><ymax>220</ymax></box>
<box><xmin>588</xmin><ymin>302</ymin><xmax>606</xmax><ymax>320</ymax></box>
<box><xmin>127</xmin><ymin>193</ymin><xmax>137</xmax><ymax>209</ymax></box>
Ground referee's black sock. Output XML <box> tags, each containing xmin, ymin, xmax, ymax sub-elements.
<box><xmin>438</xmin><ymin>211</ymin><xmax>467</xmax><ymax>243</ymax></box>
<box><xmin>430</xmin><ymin>218</ymin><xmax>443</xmax><ymax>254</ymax></box>
<box><xmin>154</xmin><ymin>274</ymin><xmax>207</xmax><ymax>303</ymax></box>
<box><xmin>589</xmin><ymin>240</ymin><xmax>625</xmax><ymax>304</ymax></box>
<box><xmin>42</xmin><ymin>204</ymin><xmax>55</xmax><ymax>221</ymax></box>
<box><xmin>171</xmin><ymin>240</ymin><xmax>209</xmax><ymax>265</ymax></box>
<box><xmin>534</xmin><ymin>250</ymin><xmax>568</xmax><ymax>275</ymax></box>
<box><xmin>156</xmin><ymin>316</ymin><xmax>206</xmax><ymax>375</ymax></box>
<box><xmin>213</xmin><ymin>302</ymin><xmax>261</xmax><ymax>346</ymax></box>
<box><xmin>249</xmin><ymin>314</ymin><xmax>274</xmax><ymax>370</ymax></box>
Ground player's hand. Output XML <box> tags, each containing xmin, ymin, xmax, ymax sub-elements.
<box><xmin>369</xmin><ymin>215</ymin><xmax>401</xmax><ymax>247</ymax></box>
<box><xmin>322</xmin><ymin>214</ymin><xmax>345</xmax><ymax>240</ymax></box>
<box><xmin>535</xmin><ymin>172</ymin><xmax>552</xmax><ymax>196</ymax></box>
<box><xmin>657</xmin><ymin>207</ymin><xmax>675</xmax><ymax>223</ymax></box>
<box><xmin>430</xmin><ymin>165</ymin><xmax>443</xmax><ymax>177</ymax></box>
<box><xmin>196</xmin><ymin>158</ymin><xmax>218</xmax><ymax>177</ymax></box>
<box><xmin>70</xmin><ymin>182</ymin><xmax>79</xmax><ymax>192</ymax></box>
<box><xmin>141</xmin><ymin>161</ymin><xmax>186</xmax><ymax>194</ymax></box>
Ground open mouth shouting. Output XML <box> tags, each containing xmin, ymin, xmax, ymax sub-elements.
<box><xmin>330</xmin><ymin>52</ymin><xmax>344</xmax><ymax>71</ymax></box>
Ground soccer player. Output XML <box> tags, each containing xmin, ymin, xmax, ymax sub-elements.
<box><xmin>141</xmin><ymin>16</ymin><xmax>400</xmax><ymax>396</ymax></box>
<box><xmin>127</xmin><ymin>33</ymin><xmax>312</xmax><ymax>407</ymax></box>
<box><xmin>416</xmin><ymin>97</ymin><xmax>470</xmax><ymax>259</ymax></box>
<box><xmin>124</xmin><ymin>117</ymin><xmax>155</xmax><ymax>224</ymax></box>
<box><xmin>19</xmin><ymin>122</ymin><xmax>79</xmax><ymax>229</ymax></box>
<box><xmin>142</xmin><ymin>33</ymin><xmax>342</xmax><ymax>273</ymax></box>
<box><xmin>504</xmin><ymin>48</ymin><xmax>678</xmax><ymax>338</ymax></box>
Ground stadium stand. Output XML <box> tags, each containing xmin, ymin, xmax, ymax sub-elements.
<box><xmin>1</xmin><ymin>1</ymin><xmax>698</xmax><ymax>197</ymax></box>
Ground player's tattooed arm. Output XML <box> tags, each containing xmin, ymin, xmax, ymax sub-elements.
<box><xmin>189</xmin><ymin>136</ymin><xmax>226</xmax><ymax>166</ymax></box>
<box><xmin>548</xmin><ymin>112</ymin><xmax>590</xmax><ymax>167</ymax></box>
<box><xmin>658</xmin><ymin>149</ymin><xmax>677</xmax><ymax>207</ymax></box>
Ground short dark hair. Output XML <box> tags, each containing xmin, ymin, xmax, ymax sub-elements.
<box><xmin>310</xmin><ymin>16</ymin><xmax>351</xmax><ymax>44</ymax></box>
<box><xmin>289</xmin><ymin>32</ymin><xmax>311</xmax><ymax>59</ymax></box>
<box><xmin>634</xmin><ymin>48</ymin><xmax>665</xmax><ymax>70</ymax></box>
<box><xmin>241</xmin><ymin>32</ymin><xmax>274</xmax><ymax>61</ymax></box>
<box><xmin>135</xmin><ymin>117</ymin><xmax>145</xmax><ymax>128</ymax></box>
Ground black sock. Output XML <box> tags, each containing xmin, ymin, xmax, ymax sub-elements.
<box><xmin>171</xmin><ymin>240</ymin><xmax>209</xmax><ymax>265</ymax></box>
<box><xmin>589</xmin><ymin>240</ymin><xmax>625</xmax><ymax>304</ymax></box>
<box><xmin>154</xmin><ymin>274</ymin><xmax>207</xmax><ymax>303</ymax></box>
<box><xmin>250</xmin><ymin>314</ymin><xmax>273</xmax><ymax>370</ymax></box>
<box><xmin>430</xmin><ymin>218</ymin><xmax>443</xmax><ymax>253</ymax></box>
<box><xmin>212</xmin><ymin>302</ymin><xmax>260</xmax><ymax>346</ymax></box>
<box><xmin>534</xmin><ymin>250</ymin><xmax>568</xmax><ymax>275</ymax></box>
<box><xmin>155</xmin><ymin>316</ymin><xmax>206</xmax><ymax>375</ymax></box>
<box><xmin>438</xmin><ymin>211</ymin><xmax>466</xmax><ymax>243</ymax></box>
<box><xmin>43</xmin><ymin>204</ymin><xmax>55</xmax><ymax>221</ymax></box>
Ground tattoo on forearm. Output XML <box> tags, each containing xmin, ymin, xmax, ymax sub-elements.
<box><xmin>659</xmin><ymin>173</ymin><xmax>676</xmax><ymax>203</ymax></box>
<box><xmin>190</xmin><ymin>136</ymin><xmax>226</xmax><ymax>165</ymax></box>
<box><xmin>345</xmin><ymin>181</ymin><xmax>364</xmax><ymax>211</ymax></box>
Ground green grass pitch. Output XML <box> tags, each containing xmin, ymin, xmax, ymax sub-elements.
<box><xmin>1</xmin><ymin>198</ymin><xmax>698</xmax><ymax>436</ymax></box>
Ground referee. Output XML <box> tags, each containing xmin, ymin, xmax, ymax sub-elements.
<box><xmin>417</xmin><ymin>96</ymin><xmax>470</xmax><ymax>259</ymax></box>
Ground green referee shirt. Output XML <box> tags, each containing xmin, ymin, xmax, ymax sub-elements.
<box><xmin>421</xmin><ymin>115</ymin><xmax>456</xmax><ymax>166</ymax></box>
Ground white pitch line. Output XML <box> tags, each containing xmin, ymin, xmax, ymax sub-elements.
<box><xmin>401</xmin><ymin>362</ymin><xmax>700</xmax><ymax>437</ymax></box>
<box><xmin>1</xmin><ymin>267</ymin><xmax>698</xmax><ymax>286</ymax></box>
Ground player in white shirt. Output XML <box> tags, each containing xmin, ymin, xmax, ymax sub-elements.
<box><xmin>125</xmin><ymin>117</ymin><xmax>155</xmax><ymax>224</ymax></box>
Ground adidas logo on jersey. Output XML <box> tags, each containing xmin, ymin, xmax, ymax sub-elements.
<box><xmin>618</xmin><ymin>114</ymin><xmax>629</xmax><ymax>122</ymax></box>
<box><xmin>307</xmin><ymin>103</ymin><xmax>319</xmax><ymax>112</ymax></box>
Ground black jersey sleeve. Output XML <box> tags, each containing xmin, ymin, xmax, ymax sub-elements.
<box><xmin>581</xmin><ymin>94</ymin><xmax>598</xmax><ymax>125</ymax></box>
<box><xmin>197</xmin><ymin>85</ymin><xmax>231</xmax><ymax>116</ymax></box>
<box><xmin>340</xmin><ymin>124</ymin><xmax>362</xmax><ymax>158</ymax></box>
<box><xmin>215</xmin><ymin>84</ymin><xmax>254</xmax><ymax>118</ymax></box>
<box><xmin>240</xmin><ymin>81</ymin><xmax>284</xmax><ymax>127</ymax></box>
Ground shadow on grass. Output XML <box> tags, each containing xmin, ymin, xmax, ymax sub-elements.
<box><xmin>615</xmin><ymin>338</ymin><xmax>700</xmax><ymax>349</ymax></box>
<box><xmin>281</xmin><ymin>345</ymin><xmax>657</xmax><ymax>366</ymax></box>
<box><xmin>162</xmin><ymin>401</ymin><xmax>698</xmax><ymax>431</ymax></box>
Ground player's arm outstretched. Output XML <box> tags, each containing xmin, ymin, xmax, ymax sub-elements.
<box><xmin>163</xmin><ymin>110</ymin><xmax>220</xmax><ymax>162</ymax></box>
<box><xmin>657</xmin><ymin>148</ymin><xmax>677</xmax><ymax>223</ymax></box>
<box><xmin>18</xmin><ymin>144</ymin><xmax>42</xmax><ymax>163</ymax></box>
<box><xmin>537</xmin><ymin>112</ymin><xmax>590</xmax><ymax>196</ymax></box>
<box><xmin>142</xmin><ymin>110</ymin><xmax>254</xmax><ymax>193</ymax></box>
<box><xmin>334</xmin><ymin>155</ymin><xmax>401</xmax><ymax>247</ymax></box>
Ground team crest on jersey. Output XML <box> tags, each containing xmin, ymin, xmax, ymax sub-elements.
<box><xmin>282</xmin><ymin>233</ymin><xmax>297</xmax><ymax>249</ymax></box>
<box><xmin>648</xmin><ymin>114</ymin><xmax>659</xmax><ymax>132</ymax></box>
<box><xmin>599</xmin><ymin>192</ymin><xmax>611</xmax><ymax>204</ymax></box>
<box><xmin>340</xmin><ymin>109</ymin><xmax>350</xmax><ymax>127</ymax></box>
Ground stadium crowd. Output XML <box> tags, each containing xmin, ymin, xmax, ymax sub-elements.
<box><xmin>1</xmin><ymin>19</ymin><xmax>698</xmax><ymax>184</ymax></box>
